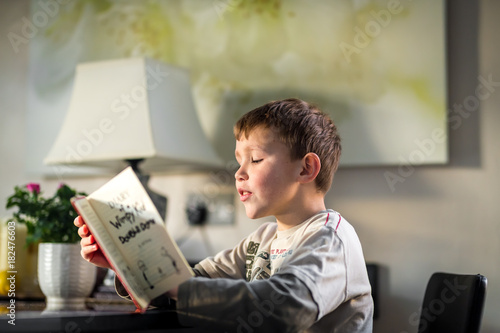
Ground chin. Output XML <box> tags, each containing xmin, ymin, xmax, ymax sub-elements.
<box><xmin>244</xmin><ymin>208</ymin><xmax>270</xmax><ymax>220</ymax></box>
<box><xmin>244</xmin><ymin>207</ymin><xmax>261</xmax><ymax>220</ymax></box>
<box><xmin>245</xmin><ymin>212</ymin><xmax>260</xmax><ymax>220</ymax></box>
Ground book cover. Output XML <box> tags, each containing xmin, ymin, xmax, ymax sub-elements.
<box><xmin>71</xmin><ymin>166</ymin><xmax>194</xmax><ymax>312</ymax></box>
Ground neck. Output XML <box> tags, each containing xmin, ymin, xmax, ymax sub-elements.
<box><xmin>275</xmin><ymin>193</ymin><xmax>326</xmax><ymax>231</ymax></box>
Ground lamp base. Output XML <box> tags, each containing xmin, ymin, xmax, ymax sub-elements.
<box><xmin>126</xmin><ymin>159</ymin><xmax>167</xmax><ymax>222</ymax></box>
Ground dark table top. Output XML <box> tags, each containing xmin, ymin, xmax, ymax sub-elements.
<box><xmin>0</xmin><ymin>296</ymin><xmax>200</xmax><ymax>333</ymax></box>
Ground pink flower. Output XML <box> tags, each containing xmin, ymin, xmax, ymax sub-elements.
<box><xmin>26</xmin><ymin>183</ymin><xmax>40</xmax><ymax>194</ymax></box>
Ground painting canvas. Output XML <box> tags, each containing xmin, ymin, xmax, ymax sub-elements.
<box><xmin>24</xmin><ymin>0</ymin><xmax>447</xmax><ymax>175</ymax></box>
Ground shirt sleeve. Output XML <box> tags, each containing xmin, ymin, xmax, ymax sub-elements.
<box><xmin>176</xmin><ymin>273</ymin><xmax>319</xmax><ymax>333</ymax></box>
<box><xmin>277</xmin><ymin>218</ymin><xmax>372</xmax><ymax>321</ymax></box>
<box><xmin>277</xmin><ymin>223</ymin><xmax>347</xmax><ymax>318</ymax></box>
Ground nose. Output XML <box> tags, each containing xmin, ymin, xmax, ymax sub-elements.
<box><xmin>235</xmin><ymin>165</ymin><xmax>248</xmax><ymax>182</ymax></box>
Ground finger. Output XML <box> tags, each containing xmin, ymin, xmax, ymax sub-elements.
<box><xmin>80</xmin><ymin>247</ymin><xmax>95</xmax><ymax>262</ymax></box>
<box><xmin>80</xmin><ymin>235</ymin><xmax>96</xmax><ymax>247</ymax></box>
<box><xmin>74</xmin><ymin>216</ymin><xmax>84</xmax><ymax>227</ymax></box>
<box><xmin>78</xmin><ymin>225</ymin><xmax>90</xmax><ymax>238</ymax></box>
<box><xmin>77</xmin><ymin>226</ymin><xmax>86</xmax><ymax>238</ymax></box>
<box><xmin>80</xmin><ymin>241</ymin><xmax>98</xmax><ymax>257</ymax></box>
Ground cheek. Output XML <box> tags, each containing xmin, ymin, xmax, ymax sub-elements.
<box><xmin>255</xmin><ymin>170</ymin><xmax>289</xmax><ymax>197</ymax></box>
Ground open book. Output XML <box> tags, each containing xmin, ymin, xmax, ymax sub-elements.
<box><xmin>71</xmin><ymin>167</ymin><xmax>194</xmax><ymax>312</ymax></box>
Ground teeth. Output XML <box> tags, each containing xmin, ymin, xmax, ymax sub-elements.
<box><xmin>242</xmin><ymin>191</ymin><xmax>250</xmax><ymax>195</ymax></box>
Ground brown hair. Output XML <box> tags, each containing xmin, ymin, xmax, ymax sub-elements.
<box><xmin>234</xmin><ymin>98</ymin><xmax>341</xmax><ymax>193</ymax></box>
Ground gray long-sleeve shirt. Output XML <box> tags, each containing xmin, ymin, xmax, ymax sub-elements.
<box><xmin>175</xmin><ymin>210</ymin><xmax>373</xmax><ymax>332</ymax></box>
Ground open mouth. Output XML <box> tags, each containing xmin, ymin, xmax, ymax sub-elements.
<box><xmin>238</xmin><ymin>189</ymin><xmax>252</xmax><ymax>201</ymax></box>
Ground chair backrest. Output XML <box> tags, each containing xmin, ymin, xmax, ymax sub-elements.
<box><xmin>418</xmin><ymin>272</ymin><xmax>487</xmax><ymax>333</ymax></box>
<box><xmin>366</xmin><ymin>263</ymin><xmax>379</xmax><ymax>319</ymax></box>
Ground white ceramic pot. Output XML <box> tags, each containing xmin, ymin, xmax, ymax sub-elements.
<box><xmin>37</xmin><ymin>243</ymin><xmax>96</xmax><ymax>311</ymax></box>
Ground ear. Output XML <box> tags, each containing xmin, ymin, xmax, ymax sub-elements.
<box><xmin>298</xmin><ymin>153</ymin><xmax>321</xmax><ymax>184</ymax></box>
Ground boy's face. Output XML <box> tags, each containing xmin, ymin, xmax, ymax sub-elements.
<box><xmin>235</xmin><ymin>126</ymin><xmax>303</xmax><ymax>220</ymax></box>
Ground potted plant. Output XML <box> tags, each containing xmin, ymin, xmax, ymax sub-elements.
<box><xmin>6</xmin><ymin>183</ymin><xmax>96</xmax><ymax>311</ymax></box>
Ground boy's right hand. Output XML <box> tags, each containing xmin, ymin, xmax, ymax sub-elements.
<box><xmin>74</xmin><ymin>216</ymin><xmax>113</xmax><ymax>270</ymax></box>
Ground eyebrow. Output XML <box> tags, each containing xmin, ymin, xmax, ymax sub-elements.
<box><xmin>236</xmin><ymin>144</ymin><xmax>266</xmax><ymax>154</ymax></box>
<box><xmin>235</xmin><ymin>143</ymin><xmax>264</xmax><ymax>160</ymax></box>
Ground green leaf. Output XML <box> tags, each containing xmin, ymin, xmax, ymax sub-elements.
<box><xmin>5</xmin><ymin>183</ymin><xmax>87</xmax><ymax>245</ymax></box>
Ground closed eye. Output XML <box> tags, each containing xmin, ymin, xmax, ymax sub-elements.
<box><xmin>252</xmin><ymin>159</ymin><xmax>263</xmax><ymax>164</ymax></box>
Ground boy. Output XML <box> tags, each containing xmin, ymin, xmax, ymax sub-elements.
<box><xmin>76</xmin><ymin>98</ymin><xmax>373</xmax><ymax>332</ymax></box>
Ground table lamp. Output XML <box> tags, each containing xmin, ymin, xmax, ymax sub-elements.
<box><xmin>44</xmin><ymin>57</ymin><xmax>224</xmax><ymax>221</ymax></box>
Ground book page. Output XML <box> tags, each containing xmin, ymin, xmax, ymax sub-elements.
<box><xmin>86</xmin><ymin>167</ymin><xmax>193</xmax><ymax>302</ymax></box>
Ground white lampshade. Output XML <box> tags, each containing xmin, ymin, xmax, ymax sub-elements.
<box><xmin>44</xmin><ymin>57</ymin><xmax>223</xmax><ymax>173</ymax></box>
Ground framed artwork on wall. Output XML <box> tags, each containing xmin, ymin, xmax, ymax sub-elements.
<box><xmin>24</xmin><ymin>0</ymin><xmax>447</xmax><ymax>176</ymax></box>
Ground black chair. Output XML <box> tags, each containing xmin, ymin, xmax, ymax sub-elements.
<box><xmin>418</xmin><ymin>272</ymin><xmax>487</xmax><ymax>333</ymax></box>
<box><xmin>366</xmin><ymin>263</ymin><xmax>379</xmax><ymax>319</ymax></box>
